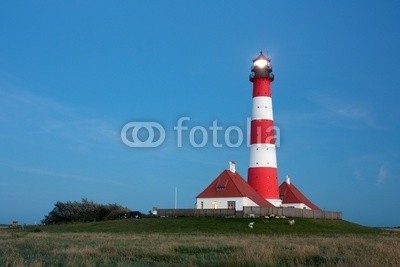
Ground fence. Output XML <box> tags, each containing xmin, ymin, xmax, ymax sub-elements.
<box><xmin>155</xmin><ymin>207</ymin><xmax>341</xmax><ymax>220</ymax></box>
<box><xmin>156</xmin><ymin>209</ymin><xmax>236</xmax><ymax>217</ymax></box>
<box><xmin>243</xmin><ymin>207</ymin><xmax>342</xmax><ymax>220</ymax></box>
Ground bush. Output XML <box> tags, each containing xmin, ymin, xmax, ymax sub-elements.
<box><xmin>42</xmin><ymin>198</ymin><xmax>130</xmax><ymax>224</ymax></box>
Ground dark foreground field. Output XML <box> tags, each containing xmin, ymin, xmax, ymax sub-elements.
<box><xmin>1</xmin><ymin>217</ymin><xmax>400</xmax><ymax>266</ymax></box>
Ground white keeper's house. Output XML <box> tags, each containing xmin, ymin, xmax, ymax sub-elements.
<box><xmin>196</xmin><ymin>162</ymin><xmax>274</xmax><ymax>211</ymax></box>
<box><xmin>196</xmin><ymin>162</ymin><xmax>320</xmax><ymax>211</ymax></box>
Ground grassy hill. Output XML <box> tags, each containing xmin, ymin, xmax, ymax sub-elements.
<box><xmin>3</xmin><ymin>218</ymin><xmax>399</xmax><ymax>266</ymax></box>
<box><xmin>39</xmin><ymin>217</ymin><xmax>381</xmax><ymax>236</ymax></box>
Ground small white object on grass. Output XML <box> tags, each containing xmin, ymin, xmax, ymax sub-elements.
<box><xmin>248</xmin><ymin>222</ymin><xmax>255</xmax><ymax>228</ymax></box>
<box><xmin>288</xmin><ymin>219</ymin><xmax>295</xmax><ymax>226</ymax></box>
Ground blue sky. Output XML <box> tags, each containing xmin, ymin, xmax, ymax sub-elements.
<box><xmin>1</xmin><ymin>1</ymin><xmax>399</xmax><ymax>227</ymax></box>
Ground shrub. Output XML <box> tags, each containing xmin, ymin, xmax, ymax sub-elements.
<box><xmin>42</xmin><ymin>198</ymin><xmax>130</xmax><ymax>224</ymax></box>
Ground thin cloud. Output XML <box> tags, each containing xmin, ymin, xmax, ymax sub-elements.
<box><xmin>20</xmin><ymin>166</ymin><xmax>95</xmax><ymax>182</ymax></box>
<box><xmin>334</xmin><ymin>106</ymin><xmax>369</xmax><ymax>121</ymax></box>
<box><xmin>42</xmin><ymin>118</ymin><xmax>119</xmax><ymax>145</ymax></box>
<box><xmin>296</xmin><ymin>93</ymin><xmax>382</xmax><ymax>130</ymax></box>
<box><xmin>0</xmin><ymin>161</ymin><xmax>125</xmax><ymax>187</ymax></box>
<box><xmin>0</xmin><ymin>88</ymin><xmax>119</xmax><ymax>151</ymax></box>
<box><xmin>354</xmin><ymin>167</ymin><xmax>363</xmax><ymax>181</ymax></box>
<box><xmin>377</xmin><ymin>166</ymin><xmax>388</xmax><ymax>185</ymax></box>
<box><xmin>277</xmin><ymin>95</ymin><xmax>379</xmax><ymax>130</ymax></box>
<box><xmin>309</xmin><ymin>96</ymin><xmax>382</xmax><ymax>129</ymax></box>
<box><xmin>348</xmin><ymin>155</ymin><xmax>391</xmax><ymax>185</ymax></box>
<box><xmin>0</xmin><ymin>90</ymin><xmax>72</xmax><ymax>116</ymax></box>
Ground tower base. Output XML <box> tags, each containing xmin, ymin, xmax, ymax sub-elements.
<box><xmin>247</xmin><ymin>167</ymin><xmax>280</xmax><ymax>199</ymax></box>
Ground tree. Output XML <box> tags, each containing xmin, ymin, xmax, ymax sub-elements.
<box><xmin>42</xmin><ymin>199</ymin><xmax>130</xmax><ymax>224</ymax></box>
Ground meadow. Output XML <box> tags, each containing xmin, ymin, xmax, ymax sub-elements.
<box><xmin>1</xmin><ymin>217</ymin><xmax>399</xmax><ymax>266</ymax></box>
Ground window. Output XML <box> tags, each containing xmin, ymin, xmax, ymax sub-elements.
<box><xmin>227</xmin><ymin>201</ymin><xmax>236</xmax><ymax>210</ymax></box>
<box><xmin>201</xmin><ymin>201</ymin><xmax>204</xmax><ymax>209</ymax></box>
<box><xmin>211</xmin><ymin>201</ymin><xmax>218</xmax><ymax>209</ymax></box>
<box><xmin>216</xmin><ymin>186</ymin><xmax>226</xmax><ymax>191</ymax></box>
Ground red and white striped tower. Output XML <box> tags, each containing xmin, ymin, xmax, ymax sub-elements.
<box><xmin>247</xmin><ymin>52</ymin><xmax>281</xmax><ymax>206</ymax></box>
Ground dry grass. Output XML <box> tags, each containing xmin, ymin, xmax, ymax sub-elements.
<box><xmin>1</xmin><ymin>230</ymin><xmax>400</xmax><ymax>266</ymax></box>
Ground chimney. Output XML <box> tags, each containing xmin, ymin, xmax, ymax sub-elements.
<box><xmin>285</xmin><ymin>175</ymin><xmax>291</xmax><ymax>185</ymax></box>
<box><xmin>229</xmin><ymin>161</ymin><xmax>236</xmax><ymax>173</ymax></box>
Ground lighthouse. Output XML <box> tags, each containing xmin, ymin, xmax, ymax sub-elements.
<box><xmin>195</xmin><ymin>52</ymin><xmax>322</xmax><ymax>212</ymax></box>
<box><xmin>247</xmin><ymin>52</ymin><xmax>282</xmax><ymax>206</ymax></box>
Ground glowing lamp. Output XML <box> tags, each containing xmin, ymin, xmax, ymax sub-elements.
<box><xmin>253</xmin><ymin>58</ymin><xmax>269</xmax><ymax>68</ymax></box>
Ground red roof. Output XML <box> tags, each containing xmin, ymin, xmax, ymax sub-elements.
<box><xmin>279</xmin><ymin>181</ymin><xmax>320</xmax><ymax>210</ymax></box>
<box><xmin>197</xmin><ymin>170</ymin><xmax>274</xmax><ymax>207</ymax></box>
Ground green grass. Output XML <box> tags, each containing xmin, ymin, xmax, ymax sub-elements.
<box><xmin>2</xmin><ymin>218</ymin><xmax>399</xmax><ymax>266</ymax></box>
<box><xmin>38</xmin><ymin>217</ymin><xmax>381</xmax><ymax>236</ymax></box>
